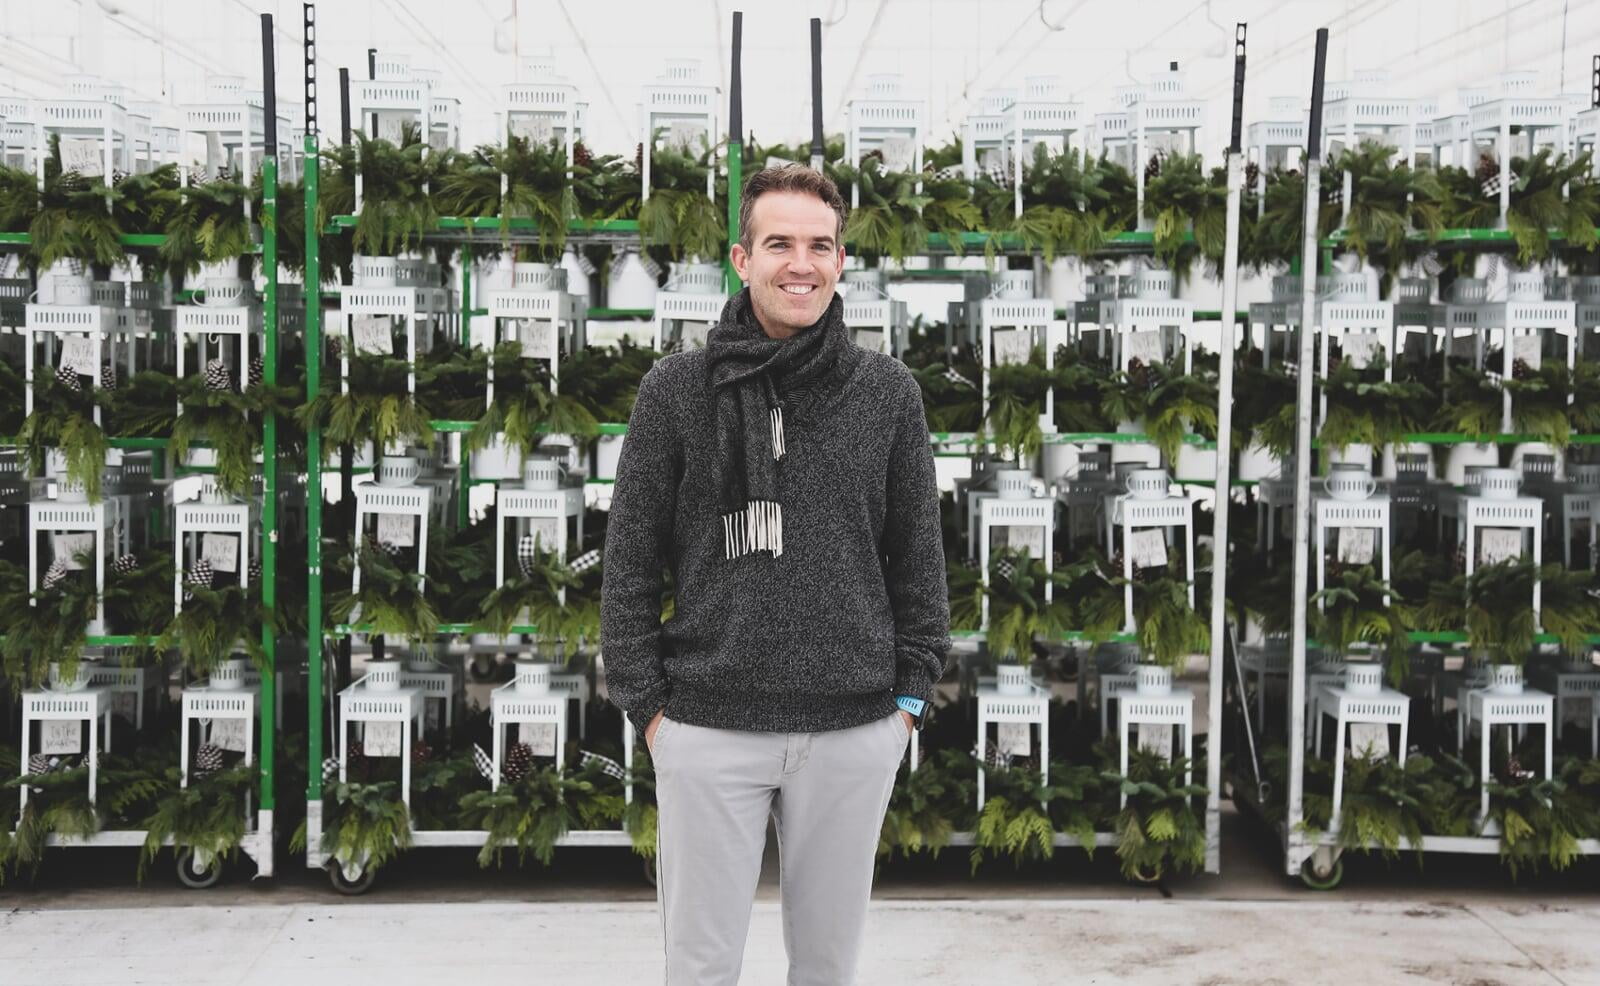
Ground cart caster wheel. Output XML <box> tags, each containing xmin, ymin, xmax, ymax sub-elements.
<box><xmin>329</xmin><ymin>862</ymin><xmax>377</xmax><ymax>896</ymax></box>
<box><xmin>175</xmin><ymin>848</ymin><xmax>223</xmax><ymax>890</ymax></box>
<box><xmin>1129</xmin><ymin>862</ymin><xmax>1163</xmax><ymax>884</ymax></box>
<box><xmin>643</xmin><ymin>857</ymin><xmax>657</xmax><ymax>887</ymax></box>
<box><xmin>467</xmin><ymin>653</ymin><xmax>498</xmax><ymax>683</ymax></box>
<box><xmin>1300</xmin><ymin>855</ymin><xmax>1344</xmax><ymax>891</ymax></box>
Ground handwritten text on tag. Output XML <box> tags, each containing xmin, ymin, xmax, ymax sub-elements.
<box><xmin>1479</xmin><ymin>528</ymin><xmax>1524</xmax><ymax>566</ymax></box>
<box><xmin>997</xmin><ymin>721</ymin><xmax>1031</xmax><ymax>758</ymax></box>
<box><xmin>376</xmin><ymin>513</ymin><xmax>416</xmax><ymax>548</ymax></box>
<box><xmin>1125</xmin><ymin>330</ymin><xmax>1165</xmax><ymax>365</ymax></box>
<box><xmin>1129</xmin><ymin>528</ymin><xmax>1169</xmax><ymax>569</ymax></box>
<box><xmin>41</xmin><ymin>721</ymin><xmax>82</xmax><ymax>755</ymax></box>
<box><xmin>1337</xmin><ymin>527</ymin><xmax>1375</xmax><ymax>565</ymax></box>
<box><xmin>363</xmin><ymin>721</ymin><xmax>402</xmax><ymax>757</ymax></box>
<box><xmin>201</xmin><ymin>532</ymin><xmax>240</xmax><ymax>573</ymax></box>
<box><xmin>352</xmin><ymin>314</ymin><xmax>393</xmax><ymax>356</ymax></box>
<box><xmin>58</xmin><ymin>335</ymin><xmax>98</xmax><ymax>375</ymax></box>
<box><xmin>992</xmin><ymin>329</ymin><xmax>1032</xmax><ymax>366</ymax></box>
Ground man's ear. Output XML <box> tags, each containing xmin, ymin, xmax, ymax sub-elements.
<box><xmin>730</xmin><ymin>242</ymin><xmax>750</xmax><ymax>283</ymax></box>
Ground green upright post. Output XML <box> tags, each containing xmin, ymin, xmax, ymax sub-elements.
<box><xmin>726</xmin><ymin>146</ymin><xmax>741</xmax><ymax>293</ymax></box>
<box><xmin>259</xmin><ymin>156</ymin><xmax>279</xmax><ymax>813</ymax></box>
<box><xmin>304</xmin><ymin>132</ymin><xmax>324</xmax><ymax>804</ymax></box>
<box><xmin>458</xmin><ymin>245</ymin><xmax>472</xmax><ymax>528</ymax></box>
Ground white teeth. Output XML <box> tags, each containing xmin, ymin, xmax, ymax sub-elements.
<box><xmin>781</xmin><ymin>285</ymin><xmax>814</xmax><ymax>295</ymax></box>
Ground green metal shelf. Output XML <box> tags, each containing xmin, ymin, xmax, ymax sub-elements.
<box><xmin>330</xmin><ymin>623</ymin><xmax>539</xmax><ymax>636</ymax></box>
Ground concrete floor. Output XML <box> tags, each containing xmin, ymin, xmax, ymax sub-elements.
<box><xmin>1</xmin><ymin>897</ymin><xmax>1596</xmax><ymax>985</ymax></box>
<box><xmin>3</xmin><ymin>806</ymin><xmax>1600</xmax><ymax>984</ymax></box>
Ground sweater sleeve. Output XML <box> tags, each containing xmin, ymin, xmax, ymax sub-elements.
<box><xmin>881</xmin><ymin>373</ymin><xmax>951</xmax><ymax>704</ymax></box>
<box><xmin>601</xmin><ymin>364</ymin><xmax>679</xmax><ymax>736</ymax></box>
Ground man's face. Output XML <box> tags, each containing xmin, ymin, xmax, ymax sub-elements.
<box><xmin>729</xmin><ymin>189</ymin><xmax>845</xmax><ymax>340</ymax></box>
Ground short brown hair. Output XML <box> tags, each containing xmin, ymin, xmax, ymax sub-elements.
<box><xmin>737</xmin><ymin>165</ymin><xmax>848</xmax><ymax>251</ymax></box>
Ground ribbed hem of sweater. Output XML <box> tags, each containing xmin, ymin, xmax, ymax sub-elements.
<box><xmin>663</xmin><ymin>688</ymin><xmax>898</xmax><ymax>734</ymax></box>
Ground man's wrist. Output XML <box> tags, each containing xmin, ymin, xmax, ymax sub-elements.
<box><xmin>895</xmin><ymin>695</ymin><xmax>928</xmax><ymax>726</ymax></box>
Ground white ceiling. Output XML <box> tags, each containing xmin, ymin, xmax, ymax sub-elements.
<box><xmin>1</xmin><ymin>0</ymin><xmax>1595</xmax><ymax>160</ymax></box>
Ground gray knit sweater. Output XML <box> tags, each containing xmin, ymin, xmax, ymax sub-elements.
<box><xmin>600</xmin><ymin>339</ymin><xmax>950</xmax><ymax>735</ymax></box>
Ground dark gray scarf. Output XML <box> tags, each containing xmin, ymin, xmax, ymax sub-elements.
<box><xmin>704</xmin><ymin>288</ymin><xmax>848</xmax><ymax>561</ymax></box>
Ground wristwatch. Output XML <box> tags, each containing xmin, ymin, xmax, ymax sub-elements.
<box><xmin>895</xmin><ymin>695</ymin><xmax>928</xmax><ymax>729</ymax></box>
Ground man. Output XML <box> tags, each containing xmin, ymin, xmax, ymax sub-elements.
<box><xmin>601</xmin><ymin>164</ymin><xmax>949</xmax><ymax>986</ymax></box>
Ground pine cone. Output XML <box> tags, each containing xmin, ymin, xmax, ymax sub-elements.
<box><xmin>503</xmin><ymin>742</ymin><xmax>535</xmax><ymax>783</ymax></box>
<box><xmin>42</xmin><ymin>559</ymin><xmax>68</xmax><ymax>590</ymax></box>
<box><xmin>248</xmin><ymin>354</ymin><xmax>264</xmax><ymax>388</ymax></box>
<box><xmin>1144</xmin><ymin>153</ymin><xmax>1163</xmax><ymax>182</ymax></box>
<box><xmin>100</xmin><ymin>360</ymin><xmax>117</xmax><ymax>391</ymax></box>
<box><xmin>1126</xmin><ymin>356</ymin><xmax>1152</xmax><ymax>391</ymax></box>
<box><xmin>111</xmin><ymin>170</ymin><xmax>128</xmax><ymax>186</ymax></box>
<box><xmin>55</xmin><ymin>365</ymin><xmax>82</xmax><ymax>392</ymax></box>
<box><xmin>247</xmin><ymin>555</ymin><xmax>262</xmax><ymax>583</ymax></box>
<box><xmin>1475</xmin><ymin>153</ymin><xmax>1500</xmax><ymax>188</ymax></box>
<box><xmin>573</xmin><ymin>140</ymin><xmax>593</xmax><ymax>169</ymax></box>
<box><xmin>184</xmin><ymin>559</ymin><xmax>215</xmax><ymax>600</ymax></box>
<box><xmin>112</xmin><ymin>554</ymin><xmax>139</xmax><ymax>576</ymax></box>
<box><xmin>633</xmin><ymin>142</ymin><xmax>644</xmax><ymax>172</ymax></box>
<box><xmin>1243</xmin><ymin>160</ymin><xmax>1261</xmax><ymax>191</ymax></box>
<box><xmin>193</xmin><ymin>743</ymin><xmax>225</xmax><ymax>776</ymax></box>
<box><xmin>1512</xmin><ymin>358</ymin><xmax>1533</xmax><ymax>381</ymax></box>
<box><xmin>27</xmin><ymin>753</ymin><xmax>53</xmax><ymax>775</ymax></box>
<box><xmin>203</xmin><ymin>358</ymin><xmax>231</xmax><ymax>391</ymax></box>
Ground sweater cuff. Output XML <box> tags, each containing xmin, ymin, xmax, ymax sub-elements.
<box><xmin>625</xmin><ymin>685</ymin><xmax>670</xmax><ymax>739</ymax></box>
<box><xmin>892</xmin><ymin>659</ymin><xmax>936</xmax><ymax>705</ymax></box>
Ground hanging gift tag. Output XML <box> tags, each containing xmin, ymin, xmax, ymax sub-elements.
<box><xmin>60</xmin><ymin>137</ymin><xmax>105</xmax><ymax>178</ymax></box>
<box><xmin>681</xmin><ymin>322</ymin><xmax>712</xmax><ymax>351</ymax></box>
<box><xmin>668</xmin><ymin>120</ymin><xmax>708</xmax><ymax>152</ymax></box>
<box><xmin>853</xmin><ymin>329</ymin><xmax>884</xmax><ymax>352</ymax></box>
<box><xmin>528</xmin><ymin>517</ymin><xmax>561</xmax><ymax>552</ymax></box>
<box><xmin>1005</xmin><ymin>525</ymin><xmax>1045</xmax><ymax>561</ymax></box>
<box><xmin>363</xmin><ymin>721</ymin><xmax>402</xmax><ymax>757</ymax></box>
<box><xmin>211</xmin><ymin>717</ymin><xmax>248</xmax><ymax>753</ymax></box>
<box><xmin>1479</xmin><ymin>528</ymin><xmax>1524</xmax><ymax>566</ymax></box>
<box><xmin>1341</xmin><ymin>332</ymin><xmax>1382</xmax><ymax>369</ymax></box>
<box><xmin>1125</xmin><ymin>330</ymin><xmax>1165</xmax><ymax>365</ymax></box>
<box><xmin>519</xmin><ymin>722</ymin><xmax>558</xmax><ymax>757</ymax></box>
<box><xmin>992</xmin><ymin>328</ymin><xmax>1032</xmax><ymax>366</ymax></box>
<box><xmin>510</xmin><ymin>115</ymin><xmax>554</xmax><ymax>143</ymax></box>
<box><xmin>1512</xmin><ymin>333</ymin><xmax>1542</xmax><ymax>371</ymax></box>
<box><xmin>1349</xmin><ymin>722</ymin><xmax>1391</xmax><ymax>759</ymax></box>
<box><xmin>376</xmin><ymin>512</ymin><xmax>416</xmax><ymax>548</ymax></box>
<box><xmin>53</xmin><ymin>532</ymin><xmax>96</xmax><ymax>570</ymax></box>
<box><xmin>1337</xmin><ymin>527</ymin><xmax>1376</xmax><ymax>565</ymax></box>
<box><xmin>58</xmin><ymin>335</ymin><xmax>98</xmax><ymax>373</ymax></box>
<box><xmin>41</xmin><ymin>721</ymin><xmax>82</xmax><ymax>755</ymax></box>
<box><xmin>1137</xmin><ymin>723</ymin><xmax>1174</xmax><ymax>758</ymax></box>
<box><xmin>1449</xmin><ymin>335</ymin><xmax>1477</xmax><ymax>360</ymax></box>
<box><xmin>519</xmin><ymin>318</ymin><xmax>556</xmax><ymax>359</ymax></box>
<box><xmin>879</xmin><ymin>136</ymin><xmax>915</xmax><ymax>173</ymax></box>
<box><xmin>377</xmin><ymin>114</ymin><xmax>408</xmax><ymax>144</ymax></box>
<box><xmin>201</xmin><ymin>532</ymin><xmax>240</xmax><ymax>573</ymax></box>
<box><xmin>1128</xmin><ymin>528</ymin><xmax>1169</xmax><ymax>569</ymax></box>
<box><xmin>352</xmin><ymin>314</ymin><xmax>393</xmax><ymax>356</ymax></box>
<box><xmin>997</xmin><ymin>721</ymin><xmax>1031</xmax><ymax>758</ymax></box>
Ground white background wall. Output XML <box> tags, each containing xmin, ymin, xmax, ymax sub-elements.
<box><xmin>2</xmin><ymin>0</ymin><xmax>1596</xmax><ymax>160</ymax></box>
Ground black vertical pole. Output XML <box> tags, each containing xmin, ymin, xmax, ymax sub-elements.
<box><xmin>366</xmin><ymin>48</ymin><xmax>378</xmax><ymax>138</ymax></box>
<box><xmin>809</xmin><ymin>19</ymin><xmax>824</xmax><ymax>170</ymax></box>
<box><xmin>1229</xmin><ymin>24</ymin><xmax>1246</xmax><ymax>155</ymax></box>
<box><xmin>339</xmin><ymin>68</ymin><xmax>352</xmax><ymax>145</ymax></box>
<box><xmin>262</xmin><ymin>15</ymin><xmax>279</xmax><ymax>153</ymax></box>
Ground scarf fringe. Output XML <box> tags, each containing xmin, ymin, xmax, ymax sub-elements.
<box><xmin>722</xmin><ymin>500</ymin><xmax>784</xmax><ymax>559</ymax></box>
<box><xmin>771</xmin><ymin>405</ymin><xmax>785</xmax><ymax>460</ymax></box>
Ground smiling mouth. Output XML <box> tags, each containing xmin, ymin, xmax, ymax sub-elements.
<box><xmin>780</xmin><ymin>284</ymin><xmax>816</xmax><ymax>296</ymax></box>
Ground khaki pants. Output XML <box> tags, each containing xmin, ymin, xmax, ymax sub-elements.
<box><xmin>651</xmin><ymin>710</ymin><xmax>910</xmax><ymax>986</ymax></box>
